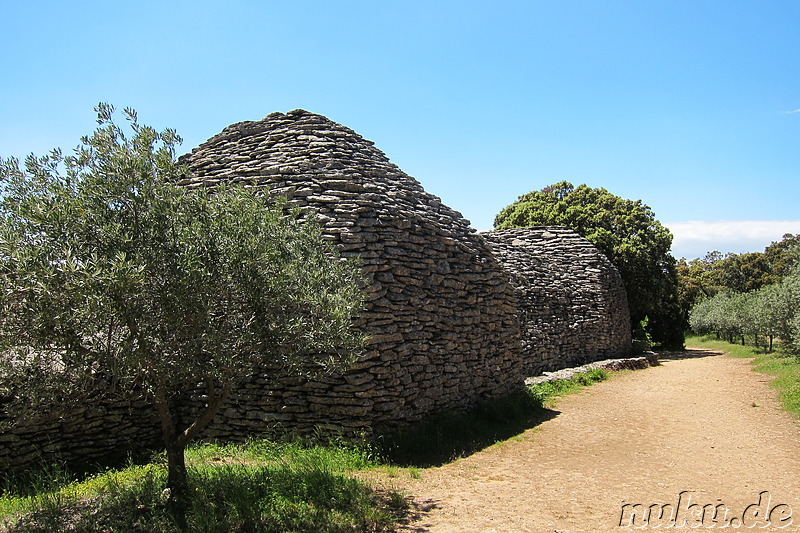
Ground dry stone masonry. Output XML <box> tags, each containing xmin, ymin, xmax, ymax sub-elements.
<box><xmin>484</xmin><ymin>227</ymin><xmax>631</xmax><ymax>376</ymax></box>
<box><xmin>178</xmin><ymin>109</ymin><xmax>524</xmax><ymax>441</ymax></box>
<box><xmin>0</xmin><ymin>110</ymin><xmax>634</xmax><ymax>473</ymax></box>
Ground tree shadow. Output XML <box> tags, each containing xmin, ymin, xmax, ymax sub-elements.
<box><xmin>657</xmin><ymin>347</ymin><xmax>725</xmax><ymax>361</ymax></box>
<box><xmin>392</xmin><ymin>497</ymin><xmax>440</xmax><ymax>532</ymax></box>
<box><xmin>375</xmin><ymin>393</ymin><xmax>561</xmax><ymax>468</ymax></box>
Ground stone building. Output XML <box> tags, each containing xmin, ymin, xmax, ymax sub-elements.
<box><xmin>484</xmin><ymin>227</ymin><xmax>632</xmax><ymax>376</ymax></box>
<box><xmin>178</xmin><ymin>109</ymin><xmax>524</xmax><ymax>440</ymax></box>
<box><xmin>0</xmin><ymin>110</ymin><xmax>525</xmax><ymax>472</ymax></box>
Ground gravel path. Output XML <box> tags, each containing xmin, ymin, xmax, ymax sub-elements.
<box><xmin>388</xmin><ymin>349</ymin><xmax>800</xmax><ymax>532</ymax></box>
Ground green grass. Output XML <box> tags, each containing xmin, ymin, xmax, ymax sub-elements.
<box><xmin>0</xmin><ymin>368</ymin><xmax>615</xmax><ymax>531</ymax></box>
<box><xmin>686</xmin><ymin>334</ymin><xmax>800</xmax><ymax>418</ymax></box>
<box><xmin>378</xmin><ymin>368</ymin><xmax>609</xmax><ymax>466</ymax></box>
<box><xmin>0</xmin><ymin>440</ymin><xmax>406</xmax><ymax>533</ymax></box>
<box><xmin>528</xmin><ymin>367</ymin><xmax>609</xmax><ymax>409</ymax></box>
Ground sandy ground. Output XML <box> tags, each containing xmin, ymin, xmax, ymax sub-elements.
<box><xmin>383</xmin><ymin>349</ymin><xmax>800</xmax><ymax>532</ymax></box>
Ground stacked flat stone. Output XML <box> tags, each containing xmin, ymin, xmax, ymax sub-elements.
<box><xmin>0</xmin><ymin>110</ymin><xmax>524</xmax><ymax>472</ymax></box>
<box><xmin>176</xmin><ymin>109</ymin><xmax>524</xmax><ymax>442</ymax></box>
<box><xmin>483</xmin><ymin>227</ymin><xmax>631</xmax><ymax>376</ymax></box>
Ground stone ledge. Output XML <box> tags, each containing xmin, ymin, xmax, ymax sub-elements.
<box><xmin>524</xmin><ymin>352</ymin><xmax>659</xmax><ymax>386</ymax></box>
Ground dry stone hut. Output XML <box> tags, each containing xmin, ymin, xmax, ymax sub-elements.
<box><xmin>483</xmin><ymin>227</ymin><xmax>632</xmax><ymax>376</ymax></box>
<box><xmin>178</xmin><ymin>109</ymin><xmax>524</xmax><ymax>440</ymax></box>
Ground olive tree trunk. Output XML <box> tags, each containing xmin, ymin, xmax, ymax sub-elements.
<box><xmin>154</xmin><ymin>378</ymin><xmax>232</xmax><ymax>530</ymax></box>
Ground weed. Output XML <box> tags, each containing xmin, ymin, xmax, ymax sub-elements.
<box><xmin>528</xmin><ymin>368</ymin><xmax>608</xmax><ymax>408</ymax></box>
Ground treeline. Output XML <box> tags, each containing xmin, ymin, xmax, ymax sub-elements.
<box><xmin>683</xmin><ymin>234</ymin><xmax>800</xmax><ymax>352</ymax></box>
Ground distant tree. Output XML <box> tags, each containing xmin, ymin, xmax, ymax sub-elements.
<box><xmin>495</xmin><ymin>181</ymin><xmax>684</xmax><ymax>348</ymax></box>
<box><xmin>688</xmin><ymin>273</ymin><xmax>800</xmax><ymax>352</ymax></box>
<box><xmin>710</xmin><ymin>252</ymin><xmax>773</xmax><ymax>293</ymax></box>
<box><xmin>676</xmin><ymin>254</ymin><xmax>720</xmax><ymax>318</ymax></box>
<box><xmin>0</xmin><ymin>105</ymin><xmax>366</xmax><ymax>527</ymax></box>
<box><xmin>690</xmin><ymin>291</ymin><xmax>745</xmax><ymax>344</ymax></box>
<box><xmin>765</xmin><ymin>233</ymin><xmax>800</xmax><ymax>278</ymax></box>
<box><xmin>750</xmin><ymin>283</ymin><xmax>794</xmax><ymax>352</ymax></box>
<box><xmin>678</xmin><ymin>235</ymin><xmax>800</xmax><ymax>308</ymax></box>
<box><xmin>687</xmin><ymin>295</ymin><xmax>717</xmax><ymax>337</ymax></box>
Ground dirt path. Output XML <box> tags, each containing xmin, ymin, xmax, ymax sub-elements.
<box><xmin>385</xmin><ymin>349</ymin><xmax>800</xmax><ymax>532</ymax></box>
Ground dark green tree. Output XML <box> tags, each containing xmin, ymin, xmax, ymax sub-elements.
<box><xmin>495</xmin><ymin>181</ymin><xmax>684</xmax><ymax>348</ymax></box>
<box><xmin>765</xmin><ymin>233</ymin><xmax>800</xmax><ymax>279</ymax></box>
<box><xmin>0</xmin><ymin>105</ymin><xmax>366</xmax><ymax>527</ymax></box>
<box><xmin>710</xmin><ymin>252</ymin><xmax>774</xmax><ymax>293</ymax></box>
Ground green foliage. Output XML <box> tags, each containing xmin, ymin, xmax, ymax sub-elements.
<box><xmin>765</xmin><ymin>233</ymin><xmax>800</xmax><ymax>279</ymax></box>
<box><xmin>631</xmin><ymin>317</ymin><xmax>653</xmax><ymax>353</ymax></box>
<box><xmin>677</xmin><ymin>234</ymin><xmax>800</xmax><ymax>314</ymax></box>
<box><xmin>527</xmin><ymin>368</ymin><xmax>608</xmax><ymax>407</ymax></box>
<box><xmin>0</xmin><ymin>440</ymin><xmax>403</xmax><ymax>533</ymax></box>
<box><xmin>689</xmin><ymin>274</ymin><xmax>800</xmax><ymax>352</ymax></box>
<box><xmin>0</xmin><ymin>104</ymin><xmax>366</xmax><ymax>525</ymax></box>
<box><xmin>0</xmin><ymin>105</ymin><xmax>365</xmax><ymax>401</ymax></box>
<box><xmin>495</xmin><ymin>181</ymin><xmax>684</xmax><ymax>348</ymax></box>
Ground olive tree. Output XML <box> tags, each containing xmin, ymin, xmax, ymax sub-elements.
<box><xmin>0</xmin><ymin>105</ymin><xmax>365</xmax><ymax>524</ymax></box>
<box><xmin>689</xmin><ymin>274</ymin><xmax>800</xmax><ymax>352</ymax></box>
<box><xmin>689</xmin><ymin>292</ymin><xmax>738</xmax><ymax>342</ymax></box>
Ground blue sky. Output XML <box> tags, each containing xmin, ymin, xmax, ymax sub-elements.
<box><xmin>2</xmin><ymin>1</ymin><xmax>798</xmax><ymax>259</ymax></box>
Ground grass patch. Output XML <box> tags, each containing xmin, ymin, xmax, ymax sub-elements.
<box><xmin>379</xmin><ymin>368</ymin><xmax>609</xmax><ymax>466</ymax></box>
<box><xmin>528</xmin><ymin>367</ymin><xmax>608</xmax><ymax>408</ymax></box>
<box><xmin>684</xmin><ymin>334</ymin><xmax>762</xmax><ymax>359</ymax></box>
<box><xmin>0</xmin><ymin>440</ymin><xmax>406</xmax><ymax>533</ymax></box>
<box><xmin>687</xmin><ymin>334</ymin><xmax>800</xmax><ymax>418</ymax></box>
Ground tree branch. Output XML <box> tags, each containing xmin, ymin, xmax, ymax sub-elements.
<box><xmin>176</xmin><ymin>377</ymin><xmax>232</xmax><ymax>450</ymax></box>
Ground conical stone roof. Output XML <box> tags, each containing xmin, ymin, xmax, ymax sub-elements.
<box><xmin>178</xmin><ymin>109</ymin><xmax>523</xmax><ymax>437</ymax></box>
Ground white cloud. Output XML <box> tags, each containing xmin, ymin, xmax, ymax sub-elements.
<box><xmin>785</xmin><ymin>109</ymin><xmax>800</xmax><ymax>114</ymax></box>
<box><xmin>666</xmin><ymin>220</ymin><xmax>800</xmax><ymax>259</ymax></box>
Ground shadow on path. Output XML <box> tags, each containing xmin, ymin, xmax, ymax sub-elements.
<box><xmin>658</xmin><ymin>347</ymin><xmax>725</xmax><ymax>362</ymax></box>
<box><xmin>379</xmin><ymin>406</ymin><xmax>561</xmax><ymax>468</ymax></box>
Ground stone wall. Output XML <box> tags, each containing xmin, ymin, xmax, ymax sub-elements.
<box><xmin>0</xmin><ymin>395</ymin><xmax>161</xmax><ymax>474</ymax></box>
<box><xmin>0</xmin><ymin>111</ymin><xmax>633</xmax><ymax>474</ymax></box>
<box><xmin>484</xmin><ymin>227</ymin><xmax>632</xmax><ymax>376</ymax></box>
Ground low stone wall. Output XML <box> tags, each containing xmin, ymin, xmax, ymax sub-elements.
<box><xmin>525</xmin><ymin>353</ymin><xmax>659</xmax><ymax>386</ymax></box>
<box><xmin>484</xmin><ymin>227</ymin><xmax>632</xmax><ymax>376</ymax></box>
